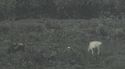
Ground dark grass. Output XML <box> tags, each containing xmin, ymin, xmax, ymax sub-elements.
<box><xmin>0</xmin><ymin>17</ymin><xmax>125</xmax><ymax>69</ymax></box>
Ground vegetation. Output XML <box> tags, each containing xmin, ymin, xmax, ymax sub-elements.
<box><xmin>0</xmin><ymin>0</ymin><xmax>125</xmax><ymax>69</ymax></box>
<box><xmin>0</xmin><ymin>0</ymin><xmax>125</xmax><ymax>20</ymax></box>
<box><xmin>0</xmin><ymin>17</ymin><xmax>125</xmax><ymax>69</ymax></box>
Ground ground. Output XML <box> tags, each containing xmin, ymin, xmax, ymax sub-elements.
<box><xmin>0</xmin><ymin>18</ymin><xmax>125</xmax><ymax>69</ymax></box>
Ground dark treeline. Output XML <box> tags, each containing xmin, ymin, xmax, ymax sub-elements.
<box><xmin>0</xmin><ymin>0</ymin><xmax>125</xmax><ymax>20</ymax></box>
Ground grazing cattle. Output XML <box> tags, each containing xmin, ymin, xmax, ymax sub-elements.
<box><xmin>88</xmin><ymin>41</ymin><xmax>102</xmax><ymax>55</ymax></box>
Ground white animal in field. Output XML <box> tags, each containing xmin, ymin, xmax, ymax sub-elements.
<box><xmin>88</xmin><ymin>41</ymin><xmax>102</xmax><ymax>55</ymax></box>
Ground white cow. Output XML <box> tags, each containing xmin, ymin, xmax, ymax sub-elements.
<box><xmin>88</xmin><ymin>41</ymin><xmax>102</xmax><ymax>55</ymax></box>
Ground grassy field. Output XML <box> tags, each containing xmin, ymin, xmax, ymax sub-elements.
<box><xmin>0</xmin><ymin>17</ymin><xmax>125</xmax><ymax>69</ymax></box>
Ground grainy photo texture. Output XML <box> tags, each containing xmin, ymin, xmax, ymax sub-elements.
<box><xmin>0</xmin><ymin>0</ymin><xmax>125</xmax><ymax>69</ymax></box>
